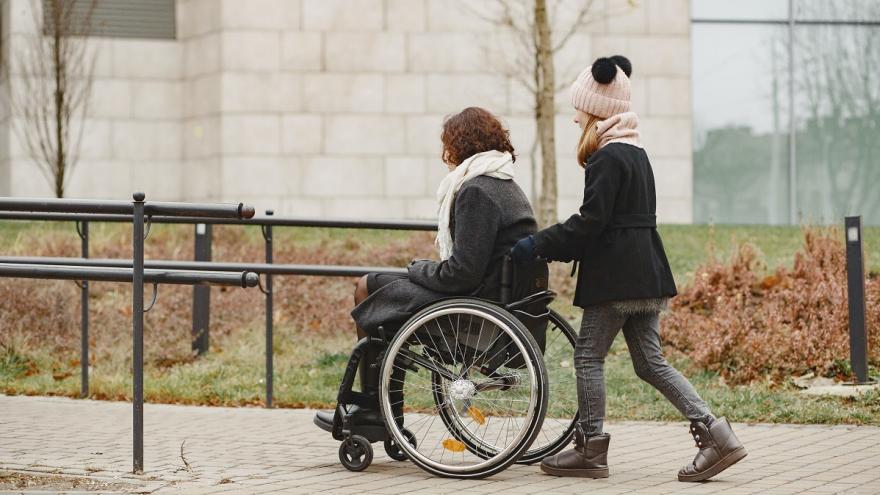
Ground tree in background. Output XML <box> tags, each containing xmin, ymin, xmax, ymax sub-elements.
<box><xmin>793</xmin><ymin>0</ymin><xmax>880</xmax><ymax>219</ymax></box>
<box><xmin>474</xmin><ymin>0</ymin><xmax>634</xmax><ymax>226</ymax></box>
<box><xmin>5</xmin><ymin>0</ymin><xmax>98</xmax><ymax>198</ymax></box>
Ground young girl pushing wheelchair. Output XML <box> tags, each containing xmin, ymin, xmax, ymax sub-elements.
<box><xmin>512</xmin><ymin>55</ymin><xmax>747</xmax><ymax>482</ymax></box>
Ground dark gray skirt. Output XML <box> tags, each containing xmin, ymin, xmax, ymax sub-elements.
<box><xmin>350</xmin><ymin>273</ymin><xmax>448</xmax><ymax>337</ymax></box>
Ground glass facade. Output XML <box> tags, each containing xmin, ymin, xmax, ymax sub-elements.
<box><xmin>691</xmin><ymin>1</ymin><xmax>880</xmax><ymax>225</ymax></box>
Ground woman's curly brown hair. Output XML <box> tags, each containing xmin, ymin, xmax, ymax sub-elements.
<box><xmin>441</xmin><ymin>107</ymin><xmax>516</xmax><ymax>166</ymax></box>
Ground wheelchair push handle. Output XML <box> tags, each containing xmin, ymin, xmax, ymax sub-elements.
<box><xmin>500</xmin><ymin>255</ymin><xmax>513</xmax><ymax>304</ymax></box>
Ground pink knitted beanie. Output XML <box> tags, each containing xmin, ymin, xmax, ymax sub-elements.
<box><xmin>570</xmin><ymin>56</ymin><xmax>633</xmax><ymax>118</ymax></box>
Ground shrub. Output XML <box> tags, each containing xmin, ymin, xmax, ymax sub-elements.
<box><xmin>663</xmin><ymin>228</ymin><xmax>880</xmax><ymax>384</ymax></box>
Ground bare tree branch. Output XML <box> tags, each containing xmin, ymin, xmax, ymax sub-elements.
<box><xmin>6</xmin><ymin>0</ymin><xmax>98</xmax><ymax>197</ymax></box>
<box><xmin>552</xmin><ymin>0</ymin><xmax>596</xmax><ymax>53</ymax></box>
<box><xmin>469</xmin><ymin>0</ymin><xmax>635</xmax><ymax>223</ymax></box>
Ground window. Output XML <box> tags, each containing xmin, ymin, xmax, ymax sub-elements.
<box><xmin>692</xmin><ymin>23</ymin><xmax>790</xmax><ymax>224</ymax></box>
<box><xmin>43</xmin><ymin>0</ymin><xmax>175</xmax><ymax>40</ymax></box>
<box><xmin>691</xmin><ymin>0</ymin><xmax>880</xmax><ymax>225</ymax></box>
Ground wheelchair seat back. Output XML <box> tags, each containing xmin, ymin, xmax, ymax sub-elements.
<box><xmin>505</xmin><ymin>257</ymin><xmax>550</xmax><ymax>347</ymax></box>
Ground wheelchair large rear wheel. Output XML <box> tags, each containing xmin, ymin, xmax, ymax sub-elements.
<box><xmin>379</xmin><ymin>298</ymin><xmax>548</xmax><ymax>479</ymax></box>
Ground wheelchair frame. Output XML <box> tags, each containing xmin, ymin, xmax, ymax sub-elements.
<box><xmin>325</xmin><ymin>257</ymin><xmax>577</xmax><ymax>478</ymax></box>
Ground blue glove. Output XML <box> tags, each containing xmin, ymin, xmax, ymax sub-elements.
<box><xmin>510</xmin><ymin>235</ymin><xmax>537</xmax><ymax>264</ymax></box>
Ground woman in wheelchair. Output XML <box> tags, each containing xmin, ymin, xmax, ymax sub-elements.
<box><xmin>314</xmin><ymin>107</ymin><xmax>548</xmax><ymax>439</ymax></box>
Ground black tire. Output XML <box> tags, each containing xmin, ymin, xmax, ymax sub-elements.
<box><xmin>379</xmin><ymin>298</ymin><xmax>549</xmax><ymax>479</ymax></box>
<box><xmin>517</xmin><ymin>309</ymin><xmax>579</xmax><ymax>464</ymax></box>
<box><xmin>383</xmin><ymin>428</ymin><xmax>417</xmax><ymax>461</ymax></box>
<box><xmin>339</xmin><ymin>435</ymin><xmax>373</xmax><ymax>472</ymax></box>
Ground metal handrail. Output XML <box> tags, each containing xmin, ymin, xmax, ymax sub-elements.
<box><xmin>0</xmin><ymin>195</ymin><xmax>434</xmax><ymax>473</ymax></box>
<box><xmin>0</xmin><ymin>256</ymin><xmax>408</xmax><ymax>277</ymax></box>
<box><xmin>0</xmin><ymin>263</ymin><xmax>259</xmax><ymax>287</ymax></box>
<box><xmin>0</xmin><ymin>193</ymin><xmax>260</xmax><ymax>474</ymax></box>
<box><xmin>0</xmin><ymin>211</ymin><xmax>436</xmax><ymax>230</ymax></box>
<box><xmin>0</xmin><ymin>197</ymin><xmax>255</xmax><ymax>219</ymax></box>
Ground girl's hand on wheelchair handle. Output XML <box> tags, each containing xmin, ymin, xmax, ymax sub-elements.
<box><xmin>510</xmin><ymin>235</ymin><xmax>538</xmax><ymax>264</ymax></box>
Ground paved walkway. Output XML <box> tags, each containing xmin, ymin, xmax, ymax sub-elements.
<box><xmin>1</xmin><ymin>395</ymin><xmax>879</xmax><ymax>494</ymax></box>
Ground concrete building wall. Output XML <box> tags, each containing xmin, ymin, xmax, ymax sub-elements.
<box><xmin>1</xmin><ymin>0</ymin><xmax>183</xmax><ymax>200</ymax></box>
<box><xmin>0</xmin><ymin>0</ymin><xmax>11</xmax><ymax>196</ymax></box>
<box><xmin>1</xmin><ymin>0</ymin><xmax>693</xmax><ymax>222</ymax></box>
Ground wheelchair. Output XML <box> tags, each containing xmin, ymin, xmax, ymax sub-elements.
<box><xmin>319</xmin><ymin>258</ymin><xmax>578</xmax><ymax>479</ymax></box>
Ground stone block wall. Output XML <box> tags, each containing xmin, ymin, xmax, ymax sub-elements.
<box><xmin>0</xmin><ymin>0</ymin><xmax>10</xmax><ymax>196</ymax></box>
<box><xmin>1</xmin><ymin>0</ymin><xmax>183</xmax><ymax>200</ymax></box>
<box><xmin>1</xmin><ymin>0</ymin><xmax>693</xmax><ymax>222</ymax></box>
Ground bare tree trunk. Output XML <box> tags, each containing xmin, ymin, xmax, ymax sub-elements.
<box><xmin>529</xmin><ymin>24</ymin><xmax>541</xmax><ymax>206</ymax></box>
<box><xmin>52</xmin><ymin>5</ymin><xmax>66</xmax><ymax>198</ymax></box>
<box><xmin>534</xmin><ymin>0</ymin><xmax>557</xmax><ymax>226</ymax></box>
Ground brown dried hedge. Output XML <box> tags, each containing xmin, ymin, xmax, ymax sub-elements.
<box><xmin>663</xmin><ymin>228</ymin><xmax>880</xmax><ymax>385</ymax></box>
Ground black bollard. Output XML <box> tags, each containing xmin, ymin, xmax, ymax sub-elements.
<box><xmin>844</xmin><ymin>216</ymin><xmax>873</xmax><ymax>384</ymax></box>
<box><xmin>192</xmin><ymin>223</ymin><xmax>212</xmax><ymax>356</ymax></box>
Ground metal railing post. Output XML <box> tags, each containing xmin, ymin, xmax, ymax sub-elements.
<box><xmin>132</xmin><ymin>193</ymin><xmax>145</xmax><ymax>474</ymax></box>
<box><xmin>845</xmin><ymin>216</ymin><xmax>872</xmax><ymax>384</ymax></box>
<box><xmin>77</xmin><ymin>221</ymin><xmax>89</xmax><ymax>398</ymax></box>
<box><xmin>192</xmin><ymin>223</ymin><xmax>212</xmax><ymax>356</ymax></box>
<box><xmin>263</xmin><ymin>210</ymin><xmax>274</xmax><ymax>408</ymax></box>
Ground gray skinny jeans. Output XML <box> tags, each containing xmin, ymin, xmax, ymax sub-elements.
<box><xmin>575</xmin><ymin>304</ymin><xmax>712</xmax><ymax>435</ymax></box>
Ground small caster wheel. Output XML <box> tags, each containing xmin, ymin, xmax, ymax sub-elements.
<box><xmin>339</xmin><ymin>434</ymin><xmax>372</xmax><ymax>472</ymax></box>
<box><xmin>384</xmin><ymin>428</ymin><xmax>417</xmax><ymax>461</ymax></box>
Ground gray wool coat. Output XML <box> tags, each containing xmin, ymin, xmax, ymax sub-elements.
<box><xmin>351</xmin><ymin>175</ymin><xmax>543</xmax><ymax>337</ymax></box>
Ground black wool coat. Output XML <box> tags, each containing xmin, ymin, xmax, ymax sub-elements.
<box><xmin>533</xmin><ymin>142</ymin><xmax>677</xmax><ymax>309</ymax></box>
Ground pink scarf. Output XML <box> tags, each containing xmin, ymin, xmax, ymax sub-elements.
<box><xmin>596</xmin><ymin>112</ymin><xmax>641</xmax><ymax>149</ymax></box>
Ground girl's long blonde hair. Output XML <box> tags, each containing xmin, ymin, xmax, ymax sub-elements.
<box><xmin>576</xmin><ymin>113</ymin><xmax>603</xmax><ymax>167</ymax></box>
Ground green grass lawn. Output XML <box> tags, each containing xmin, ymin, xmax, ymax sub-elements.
<box><xmin>1</xmin><ymin>221</ymin><xmax>879</xmax><ymax>425</ymax></box>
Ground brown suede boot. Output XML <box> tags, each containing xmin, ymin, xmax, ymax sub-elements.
<box><xmin>540</xmin><ymin>431</ymin><xmax>610</xmax><ymax>478</ymax></box>
<box><xmin>678</xmin><ymin>417</ymin><xmax>747</xmax><ymax>482</ymax></box>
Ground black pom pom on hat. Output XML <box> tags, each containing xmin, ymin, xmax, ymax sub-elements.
<box><xmin>609</xmin><ymin>55</ymin><xmax>632</xmax><ymax>77</ymax></box>
<box><xmin>591</xmin><ymin>57</ymin><xmax>617</xmax><ymax>84</ymax></box>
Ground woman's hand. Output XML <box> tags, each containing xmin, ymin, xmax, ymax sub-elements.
<box><xmin>510</xmin><ymin>235</ymin><xmax>537</xmax><ymax>264</ymax></box>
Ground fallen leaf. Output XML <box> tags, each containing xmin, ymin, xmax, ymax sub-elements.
<box><xmin>442</xmin><ymin>439</ymin><xmax>466</xmax><ymax>452</ymax></box>
<box><xmin>467</xmin><ymin>406</ymin><xmax>486</xmax><ymax>425</ymax></box>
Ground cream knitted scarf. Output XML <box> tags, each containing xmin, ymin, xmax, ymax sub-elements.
<box><xmin>436</xmin><ymin>150</ymin><xmax>515</xmax><ymax>260</ymax></box>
